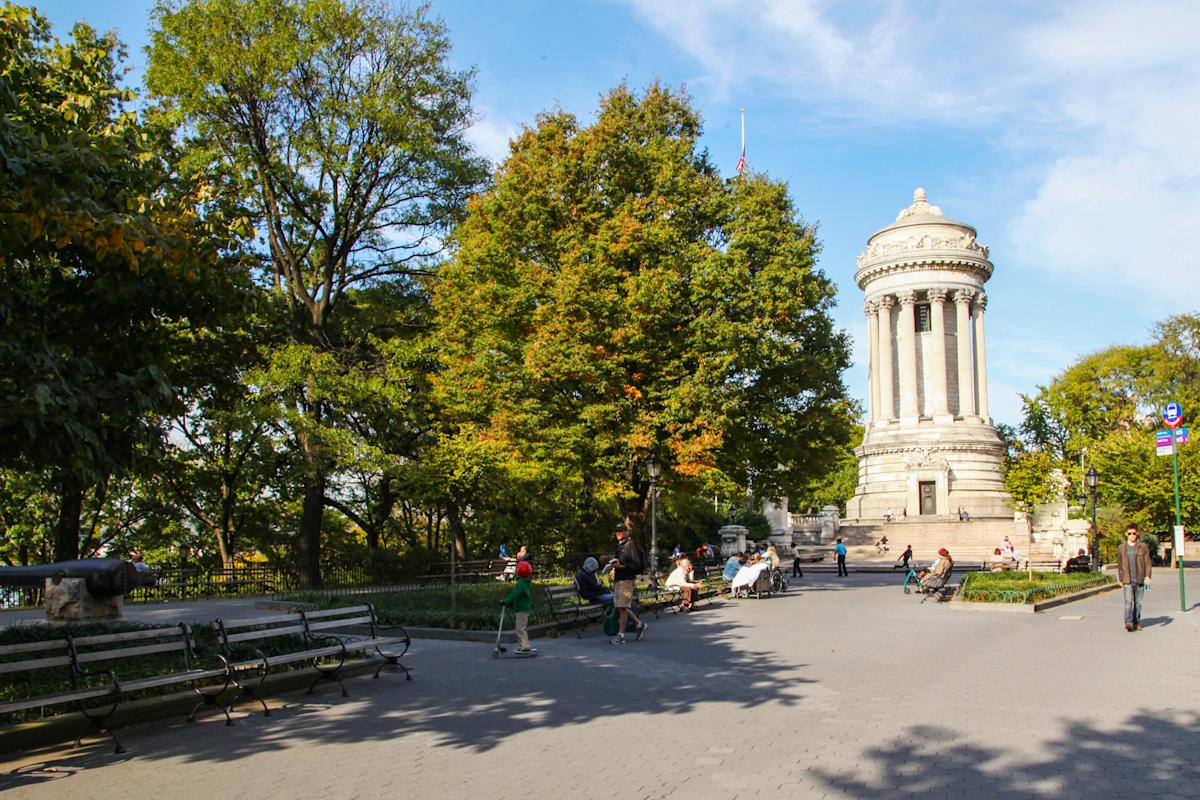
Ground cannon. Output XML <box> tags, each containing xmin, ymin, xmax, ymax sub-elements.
<box><xmin>0</xmin><ymin>558</ymin><xmax>154</xmax><ymax>599</ymax></box>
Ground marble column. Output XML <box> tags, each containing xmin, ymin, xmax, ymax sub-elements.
<box><xmin>865</xmin><ymin>300</ymin><xmax>880</xmax><ymax>423</ymax></box>
<box><xmin>877</xmin><ymin>295</ymin><xmax>895</xmax><ymax>422</ymax></box>
<box><xmin>927</xmin><ymin>287</ymin><xmax>949</xmax><ymax>417</ymax></box>
<box><xmin>954</xmin><ymin>289</ymin><xmax>976</xmax><ymax>417</ymax></box>
<box><xmin>897</xmin><ymin>290</ymin><xmax>919</xmax><ymax>421</ymax></box>
<box><xmin>974</xmin><ymin>293</ymin><xmax>990</xmax><ymax>421</ymax></box>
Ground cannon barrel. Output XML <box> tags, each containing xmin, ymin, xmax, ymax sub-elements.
<box><xmin>0</xmin><ymin>559</ymin><xmax>148</xmax><ymax>598</ymax></box>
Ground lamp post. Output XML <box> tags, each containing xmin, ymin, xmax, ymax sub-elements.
<box><xmin>646</xmin><ymin>454</ymin><xmax>661</xmax><ymax>588</ymax></box>
<box><xmin>1085</xmin><ymin>467</ymin><xmax>1099</xmax><ymax>572</ymax></box>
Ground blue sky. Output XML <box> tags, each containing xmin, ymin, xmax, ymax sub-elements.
<box><xmin>36</xmin><ymin>0</ymin><xmax>1200</xmax><ymax>427</ymax></box>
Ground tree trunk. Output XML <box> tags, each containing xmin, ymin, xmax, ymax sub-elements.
<box><xmin>297</xmin><ymin>466</ymin><xmax>325</xmax><ymax>588</ymax></box>
<box><xmin>446</xmin><ymin>501</ymin><xmax>467</xmax><ymax>560</ymax></box>
<box><xmin>53</xmin><ymin>472</ymin><xmax>84</xmax><ymax>562</ymax></box>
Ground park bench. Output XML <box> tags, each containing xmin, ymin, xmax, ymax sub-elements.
<box><xmin>0</xmin><ymin>624</ymin><xmax>230</xmax><ymax>753</ymax></box>
<box><xmin>920</xmin><ymin>567</ymin><xmax>958</xmax><ymax>603</ymax></box>
<box><xmin>544</xmin><ymin>581</ymin><xmax>606</xmax><ymax>637</ymax></box>
<box><xmin>212</xmin><ymin>604</ymin><xmax>411</xmax><ymax>713</ymax></box>
<box><xmin>1023</xmin><ymin>558</ymin><xmax>1063</xmax><ymax>573</ymax></box>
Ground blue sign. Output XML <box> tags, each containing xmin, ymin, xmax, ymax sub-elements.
<box><xmin>1164</xmin><ymin>402</ymin><xmax>1183</xmax><ymax>428</ymax></box>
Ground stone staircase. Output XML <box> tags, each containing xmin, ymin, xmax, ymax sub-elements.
<box><xmin>838</xmin><ymin>517</ymin><xmax>1032</xmax><ymax>563</ymax></box>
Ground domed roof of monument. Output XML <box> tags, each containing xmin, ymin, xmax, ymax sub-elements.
<box><xmin>869</xmin><ymin>187</ymin><xmax>976</xmax><ymax>240</ymax></box>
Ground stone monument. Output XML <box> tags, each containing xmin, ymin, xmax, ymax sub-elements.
<box><xmin>845</xmin><ymin>188</ymin><xmax>1012</xmax><ymax>523</ymax></box>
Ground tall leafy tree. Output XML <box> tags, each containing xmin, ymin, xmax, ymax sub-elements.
<box><xmin>433</xmin><ymin>84</ymin><xmax>853</xmax><ymax>538</ymax></box>
<box><xmin>147</xmin><ymin>0</ymin><xmax>487</xmax><ymax>585</ymax></box>
<box><xmin>0</xmin><ymin>6</ymin><xmax>246</xmax><ymax>560</ymax></box>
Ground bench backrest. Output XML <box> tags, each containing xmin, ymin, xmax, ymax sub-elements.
<box><xmin>0</xmin><ymin>625</ymin><xmax>197</xmax><ymax>688</ymax></box>
<box><xmin>0</xmin><ymin>637</ymin><xmax>73</xmax><ymax>677</ymax></box>
<box><xmin>546</xmin><ymin>583</ymin><xmax>581</xmax><ymax>608</ymax></box>
<box><xmin>214</xmin><ymin>604</ymin><xmax>382</xmax><ymax>653</ymax></box>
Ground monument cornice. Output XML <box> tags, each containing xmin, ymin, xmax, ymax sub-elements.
<box><xmin>855</xmin><ymin>256</ymin><xmax>992</xmax><ymax>289</ymax></box>
<box><xmin>855</xmin><ymin>441</ymin><xmax>1006</xmax><ymax>458</ymax></box>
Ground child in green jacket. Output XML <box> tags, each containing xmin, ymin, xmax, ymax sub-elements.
<box><xmin>503</xmin><ymin>560</ymin><xmax>536</xmax><ymax>653</ymax></box>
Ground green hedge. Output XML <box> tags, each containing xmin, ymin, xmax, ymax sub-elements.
<box><xmin>286</xmin><ymin>580</ymin><xmax>578</xmax><ymax>631</ymax></box>
<box><xmin>960</xmin><ymin>571</ymin><xmax>1114</xmax><ymax>603</ymax></box>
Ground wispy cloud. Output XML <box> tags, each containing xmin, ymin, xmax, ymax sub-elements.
<box><xmin>466</xmin><ymin>109</ymin><xmax>521</xmax><ymax>166</ymax></box>
<box><xmin>622</xmin><ymin>0</ymin><xmax>1200</xmax><ymax>306</ymax></box>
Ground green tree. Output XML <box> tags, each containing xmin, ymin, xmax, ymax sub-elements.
<box><xmin>0</xmin><ymin>6</ymin><xmax>246</xmax><ymax>560</ymax></box>
<box><xmin>433</xmin><ymin>84</ymin><xmax>853</xmax><ymax>540</ymax></box>
<box><xmin>147</xmin><ymin>0</ymin><xmax>487</xmax><ymax>586</ymax></box>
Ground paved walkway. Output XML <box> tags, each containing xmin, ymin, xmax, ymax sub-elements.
<box><xmin>3</xmin><ymin>573</ymin><xmax>1199</xmax><ymax>799</ymax></box>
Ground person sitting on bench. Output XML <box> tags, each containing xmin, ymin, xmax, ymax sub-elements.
<box><xmin>920</xmin><ymin>548</ymin><xmax>954</xmax><ymax>591</ymax></box>
<box><xmin>665</xmin><ymin>556</ymin><xmax>704</xmax><ymax>611</ymax></box>
<box><xmin>1063</xmin><ymin>549</ymin><xmax>1091</xmax><ymax>573</ymax></box>
<box><xmin>575</xmin><ymin>557</ymin><xmax>613</xmax><ymax>605</ymax></box>
<box><xmin>989</xmin><ymin>548</ymin><xmax>1013</xmax><ymax>572</ymax></box>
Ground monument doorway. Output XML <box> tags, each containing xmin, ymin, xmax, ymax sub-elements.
<box><xmin>919</xmin><ymin>481</ymin><xmax>937</xmax><ymax>515</ymax></box>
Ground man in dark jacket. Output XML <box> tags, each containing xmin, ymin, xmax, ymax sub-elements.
<box><xmin>1116</xmin><ymin>524</ymin><xmax>1152</xmax><ymax>631</ymax></box>
<box><xmin>607</xmin><ymin>523</ymin><xmax>647</xmax><ymax>645</ymax></box>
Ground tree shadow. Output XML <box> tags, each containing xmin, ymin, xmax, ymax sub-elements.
<box><xmin>0</xmin><ymin>606</ymin><xmax>814</xmax><ymax>781</ymax></box>
<box><xmin>815</xmin><ymin>710</ymin><xmax>1200</xmax><ymax>799</ymax></box>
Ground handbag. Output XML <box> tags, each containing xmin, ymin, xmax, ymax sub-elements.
<box><xmin>602</xmin><ymin>603</ymin><xmax>620</xmax><ymax>636</ymax></box>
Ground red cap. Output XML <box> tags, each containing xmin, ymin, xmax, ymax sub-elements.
<box><xmin>516</xmin><ymin>561</ymin><xmax>533</xmax><ymax>578</ymax></box>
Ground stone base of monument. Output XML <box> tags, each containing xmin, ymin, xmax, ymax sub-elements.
<box><xmin>43</xmin><ymin>577</ymin><xmax>124</xmax><ymax>622</ymax></box>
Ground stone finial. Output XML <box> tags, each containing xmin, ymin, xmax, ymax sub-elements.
<box><xmin>896</xmin><ymin>187</ymin><xmax>943</xmax><ymax>221</ymax></box>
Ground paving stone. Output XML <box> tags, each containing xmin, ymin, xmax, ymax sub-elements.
<box><xmin>2</xmin><ymin>571</ymin><xmax>1197</xmax><ymax>800</ymax></box>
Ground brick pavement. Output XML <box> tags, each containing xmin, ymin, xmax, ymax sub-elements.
<box><xmin>3</xmin><ymin>572</ymin><xmax>1198</xmax><ymax>800</ymax></box>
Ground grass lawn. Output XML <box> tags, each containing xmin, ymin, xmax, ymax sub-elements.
<box><xmin>959</xmin><ymin>570</ymin><xmax>1114</xmax><ymax>603</ymax></box>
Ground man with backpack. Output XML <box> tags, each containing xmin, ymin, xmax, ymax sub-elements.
<box><xmin>607</xmin><ymin>522</ymin><xmax>648</xmax><ymax>645</ymax></box>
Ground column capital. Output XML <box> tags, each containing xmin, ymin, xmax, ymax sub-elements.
<box><xmin>896</xmin><ymin>290</ymin><xmax>918</xmax><ymax>306</ymax></box>
<box><xmin>953</xmin><ymin>288</ymin><xmax>976</xmax><ymax>306</ymax></box>
<box><xmin>976</xmin><ymin>292</ymin><xmax>988</xmax><ymax>311</ymax></box>
<box><xmin>926</xmin><ymin>287</ymin><xmax>949</xmax><ymax>303</ymax></box>
<box><xmin>878</xmin><ymin>294</ymin><xmax>896</xmax><ymax>310</ymax></box>
<box><xmin>864</xmin><ymin>299</ymin><xmax>879</xmax><ymax>316</ymax></box>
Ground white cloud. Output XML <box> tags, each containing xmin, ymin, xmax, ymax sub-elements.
<box><xmin>622</xmin><ymin>0</ymin><xmax>1200</xmax><ymax>305</ymax></box>
<box><xmin>466</xmin><ymin>111</ymin><xmax>521</xmax><ymax>166</ymax></box>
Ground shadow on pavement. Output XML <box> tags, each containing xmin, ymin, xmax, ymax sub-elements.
<box><xmin>814</xmin><ymin>710</ymin><xmax>1200</xmax><ymax>798</ymax></box>
<box><xmin>0</xmin><ymin>597</ymin><xmax>814</xmax><ymax>780</ymax></box>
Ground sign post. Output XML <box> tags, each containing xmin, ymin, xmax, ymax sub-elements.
<box><xmin>1163</xmin><ymin>402</ymin><xmax>1186</xmax><ymax>612</ymax></box>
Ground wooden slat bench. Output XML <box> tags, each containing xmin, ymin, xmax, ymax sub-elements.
<box><xmin>544</xmin><ymin>582</ymin><xmax>606</xmax><ymax>637</ymax></box>
<box><xmin>212</xmin><ymin>604</ymin><xmax>411</xmax><ymax>713</ymax></box>
<box><xmin>0</xmin><ymin>624</ymin><xmax>229</xmax><ymax>753</ymax></box>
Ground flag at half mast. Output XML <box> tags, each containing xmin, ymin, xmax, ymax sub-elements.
<box><xmin>735</xmin><ymin>108</ymin><xmax>747</xmax><ymax>174</ymax></box>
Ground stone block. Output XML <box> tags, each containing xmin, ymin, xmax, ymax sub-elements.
<box><xmin>43</xmin><ymin>577</ymin><xmax>124</xmax><ymax>622</ymax></box>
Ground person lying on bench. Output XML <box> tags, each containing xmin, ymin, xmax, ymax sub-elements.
<box><xmin>666</xmin><ymin>556</ymin><xmax>704</xmax><ymax>612</ymax></box>
<box><xmin>576</xmin><ymin>557</ymin><xmax>613</xmax><ymax>605</ymax></box>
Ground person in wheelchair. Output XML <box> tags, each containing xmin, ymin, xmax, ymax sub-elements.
<box><xmin>918</xmin><ymin>548</ymin><xmax>954</xmax><ymax>592</ymax></box>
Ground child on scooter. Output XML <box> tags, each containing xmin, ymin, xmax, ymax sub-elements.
<box><xmin>501</xmin><ymin>560</ymin><xmax>536</xmax><ymax>654</ymax></box>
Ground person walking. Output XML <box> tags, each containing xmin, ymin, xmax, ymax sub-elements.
<box><xmin>1116</xmin><ymin>524</ymin><xmax>1152</xmax><ymax>631</ymax></box>
<box><xmin>608</xmin><ymin>523</ymin><xmax>648</xmax><ymax>645</ymax></box>
<box><xmin>835</xmin><ymin>538</ymin><xmax>848</xmax><ymax>577</ymax></box>
<box><xmin>894</xmin><ymin>544</ymin><xmax>913</xmax><ymax>570</ymax></box>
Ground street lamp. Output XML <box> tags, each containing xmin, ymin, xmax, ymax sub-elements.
<box><xmin>646</xmin><ymin>454</ymin><xmax>662</xmax><ymax>588</ymax></box>
<box><xmin>1085</xmin><ymin>466</ymin><xmax>1099</xmax><ymax>572</ymax></box>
